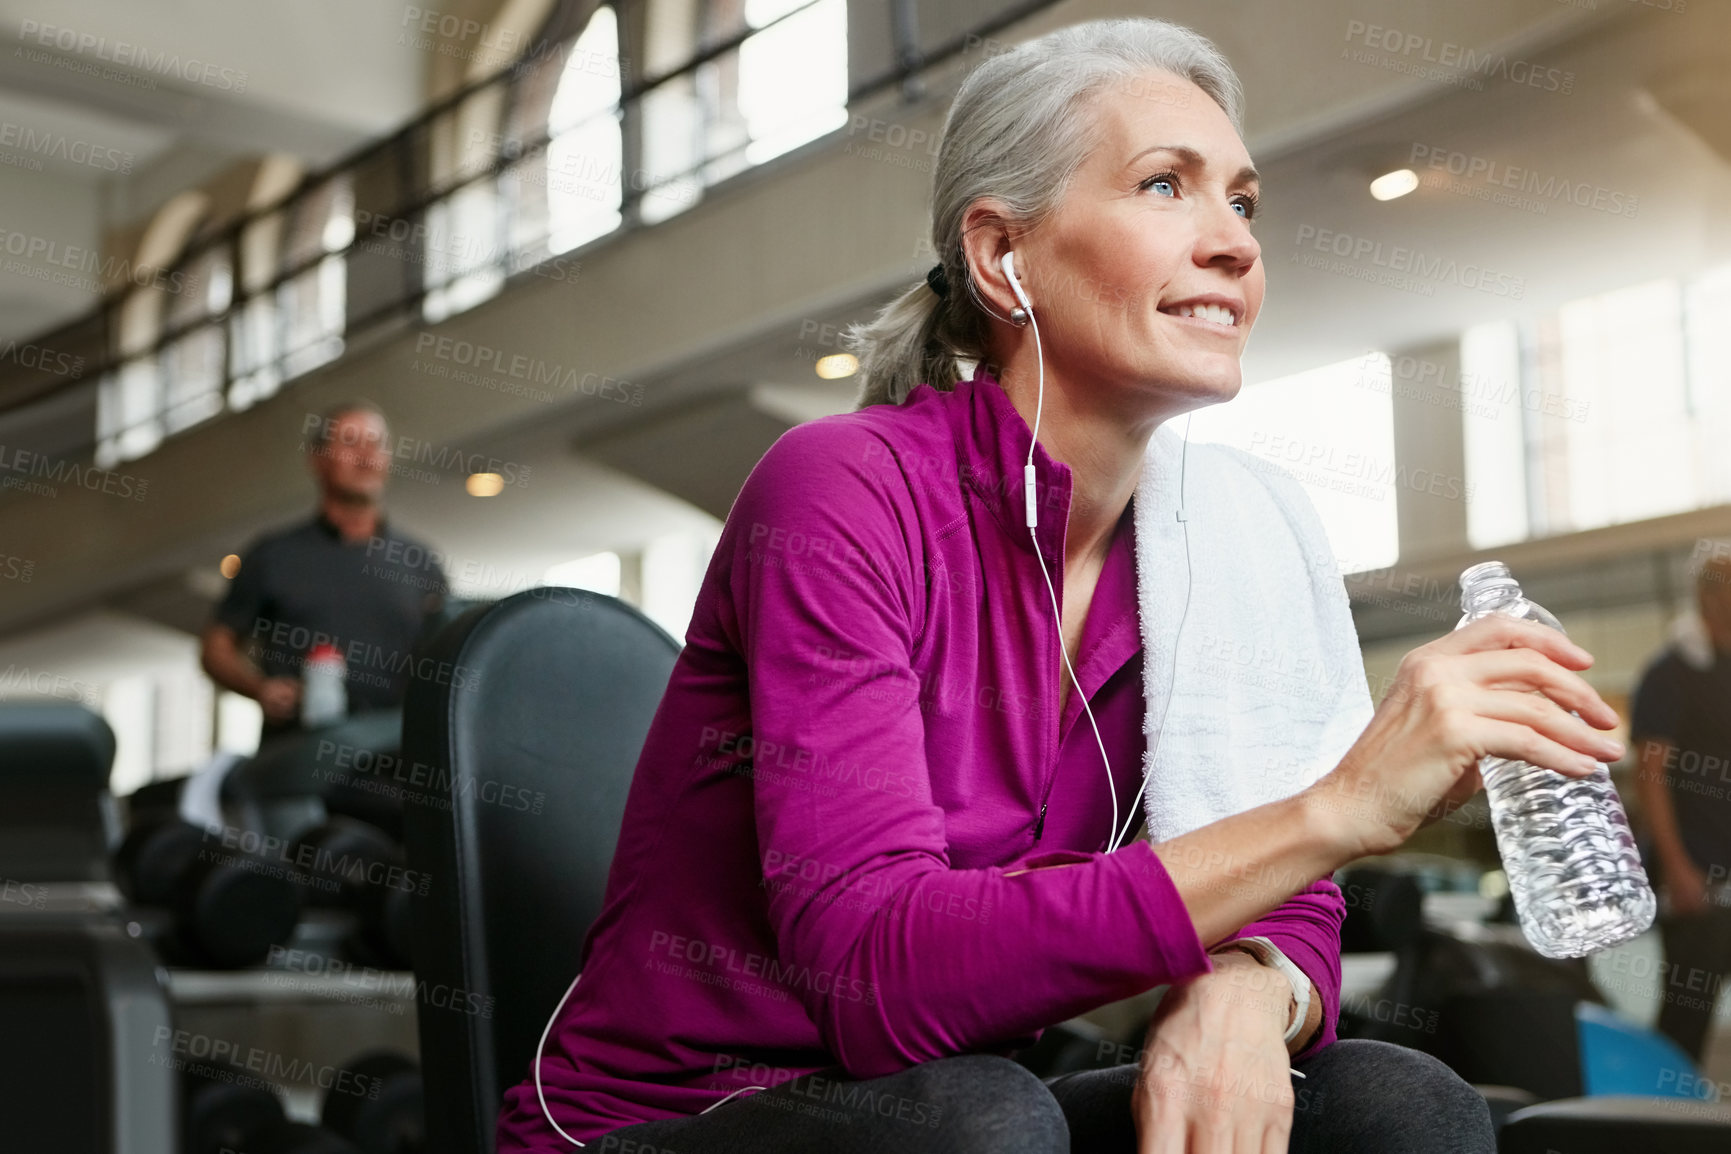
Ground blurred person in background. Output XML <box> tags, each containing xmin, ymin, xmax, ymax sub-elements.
<box><xmin>1631</xmin><ymin>550</ymin><xmax>1731</xmax><ymax>1063</ymax></box>
<box><xmin>200</xmin><ymin>400</ymin><xmax>449</xmax><ymax>748</ymax></box>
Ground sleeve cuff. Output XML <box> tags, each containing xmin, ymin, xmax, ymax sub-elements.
<box><xmin>1122</xmin><ymin>840</ymin><xmax>1215</xmax><ymax>985</ymax></box>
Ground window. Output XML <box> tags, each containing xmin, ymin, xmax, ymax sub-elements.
<box><xmin>1464</xmin><ymin>267</ymin><xmax>1731</xmax><ymax>544</ymax></box>
<box><xmin>278</xmin><ymin>176</ymin><xmax>353</xmax><ymax>377</ymax></box>
<box><xmin>642</xmin><ymin>529</ymin><xmax>721</xmax><ymax>640</ymax></box>
<box><xmin>95</xmin><ymin>357</ymin><xmax>163</xmax><ymax>468</ymax></box>
<box><xmin>228</xmin><ymin>160</ymin><xmax>303</xmax><ymax>412</ymax></box>
<box><xmin>735</xmin><ymin>0</ymin><xmax>848</xmax><ymax>165</ymax></box>
<box><xmin>1187</xmin><ymin>354</ymin><xmax>1400</xmax><ymax>572</ymax></box>
<box><xmin>544</xmin><ymin>551</ymin><xmax>622</xmax><ymax>594</ymax></box>
<box><xmin>545</xmin><ymin>5</ymin><xmax>624</xmax><ymax>254</ymax></box>
<box><xmin>634</xmin><ymin>0</ymin><xmax>846</xmax><ymax>222</ymax></box>
<box><xmin>425</xmin><ymin>90</ymin><xmax>510</xmax><ymax>322</ymax></box>
<box><xmin>95</xmin><ymin>192</ymin><xmax>211</xmax><ymax>467</ymax></box>
<box><xmin>160</xmin><ymin>247</ymin><xmax>233</xmax><ymax>436</ymax></box>
<box><xmin>1461</xmin><ymin>321</ymin><xmax>1528</xmax><ymax>550</ymax></box>
<box><xmin>227</xmin><ymin>212</ymin><xmax>285</xmax><ymax>414</ymax></box>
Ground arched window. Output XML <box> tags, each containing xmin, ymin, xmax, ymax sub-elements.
<box><xmin>635</xmin><ymin>0</ymin><xmax>846</xmax><ymax>222</ymax></box>
<box><xmin>499</xmin><ymin>34</ymin><xmax>570</xmax><ymax>268</ymax></box>
<box><xmin>424</xmin><ymin>88</ymin><xmax>509</xmax><ymax>323</ymax></box>
<box><xmin>545</xmin><ymin>4</ymin><xmax>623</xmax><ymax>253</ymax></box>
<box><xmin>734</xmin><ymin>0</ymin><xmax>848</xmax><ymax>164</ymax></box>
<box><xmin>229</xmin><ymin>156</ymin><xmax>304</xmax><ymax>412</ymax></box>
<box><xmin>422</xmin><ymin>0</ymin><xmax>564</xmax><ymax>322</ymax></box>
<box><xmin>434</xmin><ymin>2</ymin><xmax>623</xmax><ymax>316</ymax></box>
<box><xmin>95</xmin><ymin>190</ymin><xmax>209</xmax><ymax>467</ymax></box>
<box><xmin>278</xmin><ymin>175</ymin><xmax>353</xmax><ymax>379</ymax></box>
<box><xmin>158</xmin><ymin>240</ymin><xmax>233</xmax><ymax>436</ymax></box>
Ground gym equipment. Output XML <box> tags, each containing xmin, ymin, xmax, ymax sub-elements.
<box><xmin>1499</xmin><ymin>1094</ymin><xmax>1731</xmax><ymax>1152</ymax></box>
<box><xmin>401</xmin><ymin>588</ymin><xmax>678</xmax><ymax>1154</ymax></box>
<box><xmin>182</xmin><ymin>1062</ymin><xmax>287</xmax><ymax>1154</ymax></box>
<box><xmin>114</xmin><ymin>813</ymin><xmax>301</xmax><ymax>968</ymax></box>
<box><xmin>287</xmin><ymin>817</ymin><xmax>399</xmax><ymax>907</ymax></box>
<box><xmin>1338</xmin><ymin>863</ymin><xmax>1731</xmax><ymax>1146</ymax></box>
<box><xmin>322</xmin><ymin>1052</ymin><xmax>425</xmax><ymax>1154</ymax></box>
<box><xmin>287</xmin><ymin>817</ymin><xmax>416</xmax><ymax>969</ymax></box>
<box><xmin>182</xmin><ymin>1061</ymin><xmax>367</xmax><ymax>1154</ymax></box>
<box><xmin>224</xmin><ymin>712</ymin><xmax>406</xmax><ymax>842</ymax></box>
<box><xmin>0</xmin><ymin>701</ymin><xmax>120</xmax><ymax>883</ymax></box>
<box><xmin>251</xmin><ymin>1124</ymin><xmax>365</xmax><ymax>1154</ymax></box>
<box><xmin>0</xmin><ymin>918</ymin><xmax>175</xmax><ymax>1154</ymax></box>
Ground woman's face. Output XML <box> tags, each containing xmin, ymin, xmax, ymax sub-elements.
<box><xmin>1003</xmin><ymin>69</ymin><xmax>1264</xmax><ymax>419</ymax></box>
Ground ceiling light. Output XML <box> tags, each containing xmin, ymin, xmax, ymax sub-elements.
<box><xmin>815</xmin><ymin>353</ymin><xmax>858</xmax><ymax>380</ymax></box>
<box><xmin>466</xmin><ymin>472</ymin><xmax>505</xmax><ymax>497</ymax></box>
<box><xmin>1369</xmin><ymin>169</ymin><xmax>1419</xmax><ymax>201</ymax></box>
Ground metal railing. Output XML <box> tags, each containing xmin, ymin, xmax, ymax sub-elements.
<box><xmin>0</xmin><ymin>0</ymin><xmax>1061</xmax><ymax>464</ymax></box>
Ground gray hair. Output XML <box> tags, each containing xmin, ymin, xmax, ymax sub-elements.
<box><xmin>846</xmin><ymin>18</ymin><xmax>1244</xmax><ymax>408</ymax></box>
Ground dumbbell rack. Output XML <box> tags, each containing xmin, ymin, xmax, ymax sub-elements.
<box><xmin>163</xmin><ymin>946</ymin><xmax>420</xmax><ymax>1123</ymax></box>
<box><xmin>16</xmin><ymin>875</ymin><xmax>423</xmax><ymax>1142</ymax></box>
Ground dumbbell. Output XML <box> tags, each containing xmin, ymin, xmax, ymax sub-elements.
<box><xmin>322</xmin><ymin>1052</ymin><xmax>425</xmax><ymax>1154</ymax></box>
<box><xmin>115</xmin><ymin>814</ymin><xmax>301</xmax><ymax>968</ymax></box>
<box><xmin>182</xmin><ymin>1061</ymin><xmax>361</xmax><ymax>1154</ymax></box>
<box><xmin>287</xmin><ymin>818</ymin><xmax>416</xmax><ymax>969</ymax></box>
<box><xmin>183</xmin><ymin>1061</ymin><xmax>284</xmax><ymax>1154</ymax></box>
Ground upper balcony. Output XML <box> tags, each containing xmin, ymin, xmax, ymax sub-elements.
<box><xmin>1</xmin><ymin>0</ymin><xmax>1729</xmax><ymax>665</ymax></box>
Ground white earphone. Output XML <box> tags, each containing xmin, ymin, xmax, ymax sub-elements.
<box><xmin>999</xmin><ymin>250</ymin><xmax>1134</xmax><ymax>854</ymax></box>
<box><xmin>999</xmin><ymin>250</ymin><xmax>1193</xmax><ymax>855</ymax></box>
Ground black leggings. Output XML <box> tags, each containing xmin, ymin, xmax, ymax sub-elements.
<box><xmin>587</xmin><ymin>1038</ymin><xmax>1495</xmax><ymax>1153</ymax></box>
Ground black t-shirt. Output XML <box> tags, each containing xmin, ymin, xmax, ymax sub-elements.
<box><xmin>214</xmin><ymin>513</ymin><xmax>450</xmax><ymax>741</ymax></box>
<box><xmin>1629</xmin><ymin>647</ymin><xmax>1731</xmax><ymax>879</ymax></box>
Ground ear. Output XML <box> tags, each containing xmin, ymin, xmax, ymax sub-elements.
<box><xmin>958</xmin><ymin>199</ymin><xmax>1026</xmax><ymax>320</ymax></box>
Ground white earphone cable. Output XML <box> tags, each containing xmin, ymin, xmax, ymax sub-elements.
<box><xmin>1109</xmin><ymin>413</ymin><xmax>1193</xmax><ymax>853</ymax></box>
<box><xmin>535</xmin><ymin>971</ymin><xmax>587</xmax><ymax>1145</ymax></box>
<box><xmin>537</xmin><ymin>259</ymin><xmax>1201</xmax><ymax>1143</ymax></box>
<box><xmin>1017</xmin><ymin>287</ymin><xmax>1120</xmax><ymax>855</ymax></box>
<box><xmin>536</xmin><ymin>971</ymin><xmax>767</xmax><ymax>1144</ymax></box>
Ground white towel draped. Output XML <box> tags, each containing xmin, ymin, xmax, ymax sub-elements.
<box><xmin>1133</xmin><ymin>424</ymin><xmax>1376</xmax><ymax>845</ymax></box>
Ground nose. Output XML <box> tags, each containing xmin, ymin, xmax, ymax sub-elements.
<box><xmin>1195</xmin><ymin>198</ymin><xmax>1259</xmax><ymax>275</ymax></box>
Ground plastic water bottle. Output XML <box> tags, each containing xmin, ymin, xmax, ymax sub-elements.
<box><xmin>301</xmin><ymin>643</ymin><xmax>349</xmax><ymax>728</ymax></box>
<box><xmin>1455</xmin><ymin>561</ymin><xmax>1655</xmax><ymax>958</ymax></box>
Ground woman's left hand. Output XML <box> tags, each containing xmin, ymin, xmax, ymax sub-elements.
<box><xmin>1131</xmin><ymin>950</ymin><xmax>1296</xmax><ymax>1154</ymax></box>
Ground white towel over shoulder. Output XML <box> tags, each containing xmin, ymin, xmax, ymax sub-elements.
<box><xmin>1133</xmin><ymin>424</ymin><xmax>1376</xmax><ymax>845</ymax></box>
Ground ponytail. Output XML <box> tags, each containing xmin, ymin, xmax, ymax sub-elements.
<box><xmin>845</xmin><ymin>273</ymin><xmax>974</xmax><ymax>408</ymax></box>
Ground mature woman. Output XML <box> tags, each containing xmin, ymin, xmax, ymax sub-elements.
<box><xmin>499</xmin><ymin>18</ymin><xmax>1624</xmax><ymax>1153</ymax></box>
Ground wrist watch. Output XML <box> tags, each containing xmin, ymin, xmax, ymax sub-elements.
<box><xmin>1213</xmin><ymin>936</ymin><xmax>1311</xmax><ymax>1045</ymax></box>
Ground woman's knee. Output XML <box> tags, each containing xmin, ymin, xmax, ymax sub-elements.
<box><xmin>1295</xmin><ymin>1040</ymin><xmax>1493</xmax><ymax>1153</ymax></box>
<box><xmin>902</xmin><ymin>1055</ymin><xmax>1068</xmax><ymax>1154</ymax></box>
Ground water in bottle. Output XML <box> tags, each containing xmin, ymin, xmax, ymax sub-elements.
<box><xmin>1456</xmin><ymin>561</ymin><xmax>1655</xmax><ymax>958</ymax></box>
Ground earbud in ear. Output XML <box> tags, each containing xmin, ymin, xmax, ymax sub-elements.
<box><xmin>1001</xmin><ymin>251</ymin><xmax>1032</xmax><ymax>324</ymax></box>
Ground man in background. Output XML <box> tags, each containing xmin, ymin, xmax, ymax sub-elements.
<box><xmin>1631</xmin><ymin>549</ymin><xmax>1731</xmax><ymax>1064</ymax></box>
<box><xmin>201</xmin><ymin>400</ymin><xmax>450</xmax><ymax>748</ymax></box>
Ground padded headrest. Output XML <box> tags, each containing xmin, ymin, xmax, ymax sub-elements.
<box><xmin>0</xmin><ymin>702</ymin><xmax>116</xmax><ymax>787</ymax></box>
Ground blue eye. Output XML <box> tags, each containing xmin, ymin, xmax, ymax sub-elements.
<box><xmin>1142</xmin><ymin>173</ymin><xmax>1178</xmax><ymax>197</ymax></box>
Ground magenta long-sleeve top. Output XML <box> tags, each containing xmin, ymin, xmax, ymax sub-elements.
<box><xmin>497</xmin><ymin>367</ymin><xmax>1346</xmax><ymax>1151</ymax></box>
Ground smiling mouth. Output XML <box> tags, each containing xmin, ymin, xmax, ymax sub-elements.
<box><xmin>1158</xmin><ymin>302</ymin><xmax>1240</xmax><ymax>329</ymax></box>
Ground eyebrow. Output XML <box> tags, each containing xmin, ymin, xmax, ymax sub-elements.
<box><xmin>1125</xmin><ymin>143</ymin><xmax>1259</xmax><ymax>187</ymax></box>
